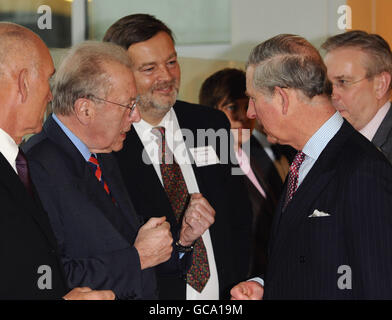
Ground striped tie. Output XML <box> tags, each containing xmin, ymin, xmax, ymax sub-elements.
<box><xmin>88</xmin><ymin>154</ymin><xmax>114</xmax><ymax>201</ymax></box>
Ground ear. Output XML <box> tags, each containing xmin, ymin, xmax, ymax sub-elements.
<box><xmin>17</xmin><ymin>68</ymin><xmax>29</xmax><ymax>103</ymax></box>
<box><xmin>74</xmin><ymin>98</ymin><xmax>95</xmax><ymax>125</ymax></box>
<box><xmin>275</xmin><ymin>86</ymin><xmax>289</xmax><ymax>115</ymax></box>
<box><xmin>374</xmin><ymin>72</ymin><xmax>391</xmax><ymax>100</ymax></box>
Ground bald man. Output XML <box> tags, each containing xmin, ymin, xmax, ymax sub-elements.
<box><xmin>0</xmin><ymin>22</ymin><xmax>114</xmax><ymax>300</ymax></box>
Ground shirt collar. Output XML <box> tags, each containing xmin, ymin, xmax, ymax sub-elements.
<box><xmin>52</xmin><ymin>113</ymin><xmax>92</xmax><ymax>161</ymax></box>
<box><xmin>0</xmin><ymin>127</ymin><xmax>19</xmax><ymax>170</ymax></box>
<box><xmin>133</xmin><ymin>107</ymin><xmax>178</xmax><ymax>141</ymax></box>
<box><xmin>359</xmin><ymin>101</ymin><xmax>391</xmax><ymax>141</ymax></box>
<box><xmin>302</xmin><ymin>111</ymin><xmax>344</xmax><ymax>161</ymax></box>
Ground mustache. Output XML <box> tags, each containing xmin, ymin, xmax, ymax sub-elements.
<box><xmin>152</xmin><ymin>80</ymin><xmax>177</xmax><ymax>91</ymax></box>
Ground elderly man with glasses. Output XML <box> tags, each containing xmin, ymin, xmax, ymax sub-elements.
<box><xmin>22</xmin><ymin>41</ymin><xmax>194</xmax><ymax>299</ymax></box>
<box><xmin>322</xmin><ymin>30</ymin><xmax>392</xmax><ymax>163</ymax></box>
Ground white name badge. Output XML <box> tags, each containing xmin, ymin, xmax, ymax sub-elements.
<box><xmin>189</xmin><ymin>146</ymin><xmax>220</xmax><ymax>167</ymax></box>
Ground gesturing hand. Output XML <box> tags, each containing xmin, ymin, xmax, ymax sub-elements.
<box><xmin>179</xmin><ymin>193</ymin><xmax>215</xmax><ymax>247</ymax></box>
<box><xmin>134</xmin><ymin>216</ymin><xmax>173</xmax><ymax>269</ymax></box>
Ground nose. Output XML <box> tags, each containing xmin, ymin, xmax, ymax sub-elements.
<box><xmin>130</xmin><ymin>105</ymin><xmax>141</xmax><ymax>123</ymax></box>
<box><xmin>158</xmin><ymin>65</ymin><xmax>173</xmax><ymax>81</ymax></box>
<box><xmin>331</xmin><ymin>85</ymin><xmax>341</xmax><ymax>102</ymax></box>
<box><xmin>246</xmin><ymin>99</ymin><xmax>256</xmax><ymax>120</ymax></box>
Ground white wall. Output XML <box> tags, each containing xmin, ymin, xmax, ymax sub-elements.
<box><xmin>176</xmin><ymin>0</ymin><xmax>346</xmax><ymax>62</ymax></box>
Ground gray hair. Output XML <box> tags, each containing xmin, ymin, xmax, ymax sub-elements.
<box><xmin>247</xmin><ymin>34</ymin><xmax>332</xmax><ymax>99</ymax></box>
<box><xmin>52</xmin><ymin>41</ymin><xmax>133</xmax><ymax>115</ymax></box>
<box><xmin>321</xmin><ymin>30</ymin><xmax>392</xmax><ymax>90</ymax></box>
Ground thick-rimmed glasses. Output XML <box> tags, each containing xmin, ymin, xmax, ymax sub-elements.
<box><xmin>88</xmin><ymin>94</ymin><xmax>138</xmax><ymax>115</ymax></box>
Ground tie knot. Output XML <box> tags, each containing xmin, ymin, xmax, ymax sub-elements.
<box><xmin>293</xmin><ymin>151</ymin><xmax>306</xmax><ymax>166</ymax></box>
<box><xmin>88</xmin><ymin>154</ymin><xmax>99</xmax><ymax>167</ymax></box>
<box><xmin>151</xmin><ymin>126</ymin><xmax>166</xmax><ymax>140</ymax></box>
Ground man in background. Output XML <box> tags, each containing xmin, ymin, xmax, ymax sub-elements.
<box><xmin>322</xmin><ymin>30</ymin><xmax>392</xmax><ymax>162</ymax></box>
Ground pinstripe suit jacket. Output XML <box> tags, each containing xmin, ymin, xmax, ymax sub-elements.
<box><xmin>264</xmin><ymin>120</ymin><xmax>392</xmax><ymax>299</ymax></box>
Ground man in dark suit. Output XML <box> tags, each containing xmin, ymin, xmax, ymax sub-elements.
<box><xmin>104</xmin><ymin>14</ymin><xmax>252</xmax><ymax>299</ymax></box>
<box><xmin>0</xmin><ymin>23</ymin><xmax>113</xmax><ymax>300</ymax></box>
<box><xmin>322</xmin><ymin>30</ymin><xmax>392</xmax><ymax>163</ymax></box>
<box><xmin>23</xmin><ymin>41</ymin><xmax>186</xmax><ymax>299</ymax></box>
<box><xmin>231</xmin><ymin>34</ymin><xmax>392</xmax><ymax>299</ymax></box>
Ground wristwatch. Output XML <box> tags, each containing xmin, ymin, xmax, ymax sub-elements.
<box><xmin>175</xmin><ymin>240</ymin><xmax>194</xmax><ymax>253</ymax></box>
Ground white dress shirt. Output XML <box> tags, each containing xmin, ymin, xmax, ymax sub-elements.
<box><xmin>0</xmin><ymin>128</ymin><xmax>19</xmax><ymax>173</ymax></box>
<box><xmin>133</xmin><ymin>108</ymin><xmax>219</xmax><ymax>300</ymax></box>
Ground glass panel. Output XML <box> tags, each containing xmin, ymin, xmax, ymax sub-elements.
<box><xmin>0</xmin><ymin>0</ymin><xmax>72</xmax><ymax>48</ymax></box>
<box><xmin>88</xmin><ymin>0</ymin><xmax>230</xmax><ymax>44</ymax></box>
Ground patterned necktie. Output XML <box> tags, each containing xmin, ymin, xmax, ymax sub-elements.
<box><xmin>283</xmin><ymin>151</ymin><xmax>306</xmax><ymax>210</ymax></box>
<box><xmin>15</xmin><ymin>148</ymin><xmax>34</xmax><ymax>197</ymax></box>
<box><xmin>152</xmin><ymin>126</ymin><xmax>210</xmax><ymax>293</ymax></box>
<box><xmin>87</xmin><ymin>154</ymin><xmax>114</xmax><ymax>202</ymax></box>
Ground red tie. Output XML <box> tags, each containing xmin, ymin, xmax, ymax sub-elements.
<box><xmin>88</xmin><ymin>154</ymin><xmax>113</xmax><ymax>201</ymax></box>
<box><xmin>152</xmin><ymin>126</ymin><xmax>210</xmax><ymax>293</ymax></box>
<box><xmin>283</xmin><ymin>151</ymin><xmax>305</xmax><ymax>210</ymax></box>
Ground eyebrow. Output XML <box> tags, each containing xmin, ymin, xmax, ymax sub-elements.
<box><xmin>137</xmin><ymin>52</ymin><xmax>178</xmax><ymax>70</ymax></box>
<box><xmin>333</xmin><ymin>75</ymin><xmax>353</xmax><ymax>80</ymax></box>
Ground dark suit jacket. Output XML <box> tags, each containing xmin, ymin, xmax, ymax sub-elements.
<box><xmin>372</xmin><ymin>102</ymin><xmax>392</xmax><ymax>163</ymax></box>
<box><xmin>114</xmin><ymin>100</ymin><xmax>252</xmax><ymax>299</ymax></box>
<box><xmin>23</xmin><ymin>115</ymin><xmax>159</xmax><ymax>300</ymax></box>
<box><xmin>264</xmin><ymin>120</ymin><xmax>392</xmax><ymax>299</ymax></box>
<box><xmin>0</xmin><ymin>153</ymin><xmax>68</xmax><ymax>299</ymax></box>
<box><xmin>242</xmin><ymin>136</ymin><xmax>282</xmax><ymax>277</ymax></box>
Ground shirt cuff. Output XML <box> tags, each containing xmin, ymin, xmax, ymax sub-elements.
<box><xmin>248</xmin><ymin>277</ymin><xmax>264</xmax><ymax>287</ymax></box>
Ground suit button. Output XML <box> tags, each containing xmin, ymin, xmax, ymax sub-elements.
<box><xmin>299</xmin><ymin>256</ymin><xmax>305</xmax><ymax>263</ymax></box>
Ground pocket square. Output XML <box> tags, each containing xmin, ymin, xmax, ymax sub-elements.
<box><xmin>308</xmin><ymin>209</ymin><xmax>330</xmax><ymax>218</ymax></box>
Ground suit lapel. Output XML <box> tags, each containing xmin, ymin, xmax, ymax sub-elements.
<box><xmin>125</xmin><ymin>128</ymin><xmax>177</xmax><ymax>227</ymax></box>
<box><xmin>372</xmin><ymin>102</ymin><xmax>392</xmax><ymax>154</ymax></box>
<box><xmin>99</xmin><ymin>153</ymin><xmax>142</xmax><ymax>232</ymax></box>
<box><xmin>0</xmin><ymin>153</ymin><xmax>59</xmax><ymax>248</ymax></box>
<box><xmin>173</xmin><ymin>103</ymin><xmax>209</xmax><ymax>196</ymax></box>
<box><xmin>43</xmin><ymin>115</ymin><xmax>138</xmax><ymax>241</ymax></box>
<box><xmin>269</xmin><ymin>122</ymin><xmax>352</xmax><ymax>259</ymax></box>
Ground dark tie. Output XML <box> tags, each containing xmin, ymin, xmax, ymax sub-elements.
<box><xmin>87</xmin><ymin>154</ymin><xmax>115</xmax><ymax>203</ymax></box>
<box><xmin>152</xmin><ymin>126</ymin><xmax>210</xmax><ymax>293</ymax></box>
<box><xmin>283</xmin><ymin>151</ymin><xmax>305</xmax><ymax>210</ymax></box>
<box><xmin>15</xmin><ymin>148</ymin><xmax>34</xmax><ymax>197</ymax></box>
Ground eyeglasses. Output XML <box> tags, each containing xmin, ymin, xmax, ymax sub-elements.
<box><xmin>331</xmin><ymin>77</ymin><xmax>370</xmax><ymax>90</ymax></box>
<box><xmin>88</xmin><ymin>94</ymin><xmax>138</xmax><ymax>115</ymax></box>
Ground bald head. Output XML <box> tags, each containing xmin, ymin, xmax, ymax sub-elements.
<box><xmin>0</xmin><ymin>23</ymin><xmax>54</xmax><ymax>144</ymax></box>
<box><xmin>0</xmin><ymin>23</ymin><xmax>46</xmax><ymax>79</ymax></box>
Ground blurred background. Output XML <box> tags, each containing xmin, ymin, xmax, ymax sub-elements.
<box><xmin>1</xmin><ymin>0</ymin><xmax>391</xmax><ymax>103</ymax></box>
